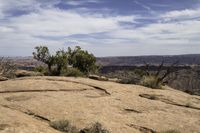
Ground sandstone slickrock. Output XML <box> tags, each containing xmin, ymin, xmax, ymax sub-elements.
<box><xmin>0</xmin><ymin>76</ymin><xmax>199</xmax><ymax>133</ymax></box>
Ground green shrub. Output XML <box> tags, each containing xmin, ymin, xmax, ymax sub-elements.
<box><xmin>50</xmin><ymin>120</ymin><xmax>79</xmax><ymax>133</ymax></box>
<box><xmin>33</xmin><ymin>46</ymin><xmax>54</xmax><ymax>74</ymax></box>
<box><xmin>61</xmin><ymin>68</ymin><xmax>84</xmax><ymax>77</ymax></box>
<box><xmin>140</xmin><ymin>75</ymin><xmax>162</xmax><ymax>89</ymax></box>
<box><xmin>33</xmin><ymin>46</ymin><xmax>98</xmax><ymax>76</ymax></box>
<box><xmin>67</xmin><ymin>46</ymin><xmax>98</xmax><ymax>74</ymax></box>
<box><xmin>34</xmin><ymin>66</ymin><xmax>48</xmax><ymax>75</ymax></box>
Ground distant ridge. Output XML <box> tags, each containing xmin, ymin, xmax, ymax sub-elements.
<box><xmin>97</xmin><ymin>54</ymin><xmax>200</xmax><ymax>66</ymax></box>
<box><xmin>2</xmin><ymin>54</ymin><xmax>200</xmax><ymax>67</ymax></box>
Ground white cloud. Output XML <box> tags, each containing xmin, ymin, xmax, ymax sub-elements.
<box><xmin>5</xmin><ymin>8</ymin><xmax>136</xmax><ymax>36</ymax></box>
<box><xmin>103</xmin><ymin>18</ymin><xmax>200</xmax><ymax>55</ymax></box>
<box><xmin>0</xmin><ymin>0</ymin><xmax>199</xmax><ymax>56</ymax></box>
<box><xmin>64</xmin><ymin>0</ymin><xmax>101</xmax><ymax>6</ymax></box>
<box><xmin>0</xmin><ymin>2</ymin><xmax>137</xmax><ymax>56</ymax></box>
<box><xmin>161</xmin><ymin>8</ymin><xmax>200</xmax><ymax>22</ymax></box>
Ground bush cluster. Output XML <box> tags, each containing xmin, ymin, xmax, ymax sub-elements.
<box><xmin>33</xmin><ymin>46</ymin><xmax>98</xmax><ymax>77</ymax></box>
<box><xmin>102</xmin><ymin>69</ymin><xmax>164</xmax><ymax>89</ymax></box>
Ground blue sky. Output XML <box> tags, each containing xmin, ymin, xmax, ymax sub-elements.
<box><xmin>0</xmin><ymin>0</ymin><xmax>200</xmax><ymax>56</ymax></box>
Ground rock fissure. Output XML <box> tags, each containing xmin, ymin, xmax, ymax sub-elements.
<box><xmin>0</xmin><ymin>104</ymin><xmax>50</xmax><ymax>122</ymax></box>
<box><xmin>124</xmin><ymin>108</ymin><xmax>142</xmax><ymax>113</ymax></box>
<box><xmin>0</xmin><ymin>88</ymin><xmax>89</xmax><ymax>94</ymax></box>
<box><xmin>126</xmin><ymin>124</ymin><xmax>157</xmax><ymax>133</ymax></box>
<box><xmin>17</xmin><ymin>78</ymin><xmax>111</xmax><ymax>95</ymax></box>
<box><xmin>139</xmin><ymin>94</ymin><xmax>200</xmax><ymax>111</ymax></box>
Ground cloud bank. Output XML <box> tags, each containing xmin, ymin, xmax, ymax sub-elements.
<box><xmin>0</xmin><ymin>0</ymin><xmax>199</xmax><ymax>56</ymax></box>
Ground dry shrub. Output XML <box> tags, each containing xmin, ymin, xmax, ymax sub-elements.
<box><xmin>15</xmin><ymin>70</ymin><xmax>43</xmax><ymax>77</ymax></box>
<box><xmin>0</xmin><ymin>58</ymin><xmax>16</xmax><ymax>78</ymax></box>
<box><xmin>80</xmin><ymin>122</ymin><xmax>109</xmax><ymax>133</ymax></box>
<box><xmin>50</xmin><ymin>120</ymin><xmax>109</xmax><ymax>133</ymax></box>
<box><xmin>140</xmin><ymin>75</ymin><xmax>162</xmax><ymax>89</ymax></box>
<box><xmin>50</xmin><ymin>120</ymin><xmax>79</xmax><ymax>133</ymax></box>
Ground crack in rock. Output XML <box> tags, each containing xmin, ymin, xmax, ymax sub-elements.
<box><xmin>139</xmin><ymin>94</ymin><xmax>200</xmax><ymax>111</ymax></box>
<box><xmin>25</xmin><ymin>110</ymin><xmax>50</xmax><ymax>122</ymax></box>
<box><xmin>16</xmin><ymin>78</ymin><xmax>111</xmax><ymax>96</ymax></box>
<box><xmin>0</xmin><ymin>88</ymin><xmax>89</xmax><ymax>94</ymax></box>
<box><xmin>126</xmin><ymin>124</ymin><xmax>157</xmax><ymax>133</ymax></box>
<box><xmin>124</xmin><ymin>108</ymin><xmax>142</xmax><ymax>113</ymax></box>
<box><xmin>39</xmin><ymin>78</ymin><xmax>111</xmax><ymax>95</ymax></box>
<box><xmin>0</xmin><ymin>104</ymin><xmax>50</xmax><ymax>123</ymax></box>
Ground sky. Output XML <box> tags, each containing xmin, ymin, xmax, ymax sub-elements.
<box><xmin>0</xmin><ymin>0</ymin><xmax>200</xmax><ymax>57</ymax></box>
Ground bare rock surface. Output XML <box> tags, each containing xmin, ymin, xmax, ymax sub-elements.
<box><xmin>0</xmin><ymin>76</ymin><xmax>200</xmax><ymax>133</ymax></box>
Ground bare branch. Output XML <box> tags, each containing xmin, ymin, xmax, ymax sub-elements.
<box><xmin>158</xmin><ymin>60</ymin><xmax>179</xmax><ymax>83</ymax></box>
<box><xmin>143</xmin><ymin>61</ymin><xmax>150</xmax><ymax>76</ymax></box>
<box><xmin>155</xmin><ymin>59</ymin><xmax>164</xmax><ymax>76</ymax></box>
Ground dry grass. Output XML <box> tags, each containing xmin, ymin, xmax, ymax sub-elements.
<box><xmin>140</xmin><ymin>75</ymin><xmax>162</xmax><ymax>89</ymax></box>
<box><xmin>50</xmin><ymin>120</ymin><xmax>109</xmax><ymax>133</ymax></box>
<box><xmin>50</xmin><ymin>120</ymin><xmax>79</xmax><ymax>133</ymax></box>
<box><xmin>80</xmin><ymin>122</ymin><xmax>110</xmax><ymax>133</ymax></box>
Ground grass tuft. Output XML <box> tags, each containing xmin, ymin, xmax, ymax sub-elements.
<box><xmin>50</xmin><ymin>120</ymin><xmax>79</xmax><ymax>133</ymax></box>
<box><xmin>140</xmin><ymin>75</ymin><xmax>162</xmax><ymax>89</ymax></box>
<box><xmin>80</xmin><ymin>122</ymin><xmax>109</xmax><ymax>133</ymax></box>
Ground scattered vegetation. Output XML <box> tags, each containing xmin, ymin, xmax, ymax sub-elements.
<box><xmin>102</xmin><ymin>60</ymin><xmax>179</xmax><ymax>89</ymax></box>
<box><xmin>104</xmin><ymin>70</ymin><xmax>140</xmax><ymax>84</ymax></box>
<box><xmin>139</xmin><ymin>60</ymin><xmax>179</xmax><ymax>89</ymax></box>
<box><xmin>140</xmin><ymin>75</ymin><xmax>162</xmax><ymax>89</ymax></box>
<box><xmin>0</xmin><ymin>57</ymin><xmax>16</xmax><ymax>78</ymax></box>
<box><xmin>167</xmin><ymin>68</ymin><xmax>200</xmax><ymax>95</ymax></box>
<box><xmin>15</xmin><ymin>70</ymin><xmax>43</xmax><ymax>78</ymax></box>
<box><xmin>34</xmin><ymin>65</ymin><xmax>48</xmax><ymax>75</ymax></box>
<box><xmin>100</xmin><ymin>64</ymin><xmax>200</xmax><ymax>95</ymax></box>
<box><xmin>60</xmin><ymin>68</ymin><xmax>84</xmax><ymax>77</ymax></box>
<box><xmin>33</xmin><ymin>46</ymin><xmax>98</xmax><ymax>76</ymax></box>
<box><xmin>50</xmin><ymin>120</ymin><xmax>109</xmax><ymax>133</ymax></box>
